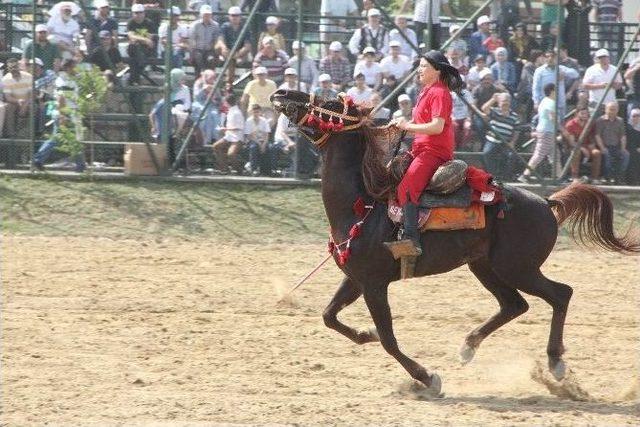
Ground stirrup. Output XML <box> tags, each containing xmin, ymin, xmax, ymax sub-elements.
<box><xmin>383</xmin><ymin>240</ymin><xmax>421</xmax><ymax>279</ymax></box>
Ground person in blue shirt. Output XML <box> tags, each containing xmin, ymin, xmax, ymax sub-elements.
<box><xmin>468</xmin><ymin>15</ymin><xmax>491</xmax><ymax>60</ymax></box>
<box><xmin>532</xmin><ymin>50</ymin><xmax>579</xmax><ymax>120</ymax></box>
<box><xmin>490</xmin><ymin>47</ymin><xmax>517</xmax><ymax>93</ymax></box>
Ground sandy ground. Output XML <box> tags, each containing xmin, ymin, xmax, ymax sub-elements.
<box><xmin>2</xmin><ymin>235</ymin><xmax>639</xmax><ymax>426</ymax></box>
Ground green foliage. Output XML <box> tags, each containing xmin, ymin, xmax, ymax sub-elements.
<box><xmin>51</xmin><ymin>116</ymin><xmax>83</xmax><ymax>156</ymax></box>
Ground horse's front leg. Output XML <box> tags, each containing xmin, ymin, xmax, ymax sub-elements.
<box><xmin>363</xmin><ymin>283</ymin><xmax>442</xmax><ymax>396</ymax></box>
<box><xmin>323</xmin><ymin>276</ymin><xmax>379</xmax><ymax>344</ymax></box>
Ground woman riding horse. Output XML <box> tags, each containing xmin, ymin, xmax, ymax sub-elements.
<box><xmin>390</xmin><ymin>51</ymin><xmax>464</xmax><ymax>256</ymax></box>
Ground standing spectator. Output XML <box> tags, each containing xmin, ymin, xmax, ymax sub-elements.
<box><xmin>595</xmin><ymin>101</ymin><xmax>628</xmax><ymax>183</ymax></box>
<box><xmin>540</xmin><ymin>0</ymin><xmax>568</xmax><ymax>35</ymax></box>
<box><xmin>240</xmin><ymin>0</ymin><xmax>278</xmax><ymax>13</ymax></box>
<box><xmin>466</xmin><ymin>54</ymin><xmax>488</xmax><ymax>90</ymax></box>
<box><xmin>564</xmin><ymin>0</ymin><xmax>592</xmax><ymax>67</ymax></box>
<box><xmin>258</xmin><ymin>16</ymin><xmax>286</xmax><ymax>52</ymax></box>
<box><xmin>446</xmin><ymin>46</ymin><xmax>468</xmax><ymax>77</ymax></box>
<box><xmin>468</xmin><ymin>15</ymin><xmax>491</xmax><ymax>61</ymax></box>
<box><xmin>516</xmin><ymin>49</ymin><xmax>544</xmax><ymax>121</ymax></box>
<box><xmin>491</xmin><ymin>47</ymin><xmax>517</xmax><ymax>93</ymax></box>
<box><xmin>380</xmin><ymin>41</ymin><xmax>412</xmax><ymax>80</ymax></box>
<box><xmin>320</xmin><ymin>0</ymin><xmax>359</xmax><ymax>55</ymax></box>
<box><xmin>448</xmin><ymin>24</ymin><xmax>468</xmax><ymax>59</ymax></box>
<box><xmin>46</xmin><ymin>2</ymin><xmax>80</xmax><ymax>59</ymax></box>
<box><xmin>626</xmin><ymin>108</ymin><xmax>640</xmax><ymax>185</ymax></box>
<box><xmin>85</xmin><ymin>0</ymin><xmax>118</xmax><ymax>54</ymax></box>
<box><xmin>520</xmin><ymin>83</ymin><xmax>560</xmax><ymax>181</ymax></box>
<box><xmin>591</xmin><ymin>0</ymin><xmax>622</xmax><ymax>61</ymax></box>
<box><xmin>481</xmin><ymin>92</ymin><xmax>520</xmax><ymax>180</ymax></box>
<box><xmin>495</xmin><ymin>0</ymin><xmax>533</xmax><ymax>42</ymax></box>
<box><xmin>88</xmin><ymin>30</ymin><xmax>124</xmax><ymax>71</ymax></box>
<box><xmin>314</xmin><ymin>74</ymin><xmax>339</xmax><ymax>99</ymax></box>
<box><xmin>241</xmin><ymin>67</ymin><xmax>278</xmax><ymax>125</ymax></box>
<box><xmin>483</xmin><ymin>28</ymin><xmax>505</xmax><ymax>63</ymax></box>
<box><xmin>1</xmin><ymin>59</ymin><xmax>32</xmax><ymax>138</ymax></box>
<box><xmin>348</xmin><ymin>8</ymin><xmax>389</xmax><ymax>60</ymax></box>
<box><xmin>540</xmin><ymin>22</ymin><xmax>561</xmax><ymax>53</ymax></box>
<box><xmin>582</xmin><ymin>49</ymin><xmax>623</xmax><ymax>112</ymax></box>
<box><xmin>212</xmin><ymin>94</ymin><xmax>245</xmax><ymax>174</ymax></box>
<box><xmin>346</xmin><ymin>73</ymin><xmax>374</xmax><ymax>105</ymax></box>
<box><xmin>244</xmin><ymin>104</ymin><xmax>272</xmax><ymax>176</ymax></box>
<box><xmin>319</xmin><ymin>41</ymin><xmax>352</xmax><ymax>91</ymax></box>
<box><xmin>625</xmin><ymin>56</ymin><xmax>640</xmax><ymax>112</ymax></box>
<box><xmin>389</xmin><ymin>15</ymin><xmax>419</xmax><ymax>59</ymax></box>
<box><xmin>353</xmin><ymin>47</ymin><xmax>383</xmax><ymax>90</ymax></box>
<box><xmin>29</xmin><ymin>58</ymin><xmax>55</xmax><ymax>136</ymax></box>
<box><xmin>532</xmin><ymin>50</ymin><xmax>579</xmax><ymax>119</ymax></box>
<box><xmin>452</xmin><ymin>84</ymin><xmax>475</xmax><ymax>150</ymax></box>
<box><xmin>288</xmin><ymin>41</ymin><xmax>319</xmax><ymax>90</ymax></box>
<box><xmin>158</xmin><ymin>6</ymin><xmax>190</xmax><ymax>69</ymax></box>
<box><xmin>218</xmin><ymin>6</ymin><xmax>253</xmax><ymax>87</ymax></box>
<box><xmin>507</xmin><ymin>22</ymin><xmax>539</xmax><ymax>75</ymax></box>
<box><xmin>279</xmin><ymin>68</ymin><xmax>308</xmax><ymax>92</ymax></box>
<box><xmin>188</xmin><ymin>0</ymin><xmax>222</xmax><ymax>15</ymax></box>
<box><xmin>562</xmin><ymin>105</ymin><xmax>602</xmax><ymax>182</ymax></box>
<box><xmin>400</xmin><ymin>0</ymin><xmax>456</xmax><ymax>49</ymax></box>
<box><xmin>23</xmin><ymin>24</ymin><xmax>61</xmax><ymax>72</ymax></box>
<box><xmin>253</xmin><ymin>37</ymin><xmax>289</xmax><ymax>86</ymax></box>
<box><xmin>472</xmin><ymin>69</ymin><xmax>501</xmax><ymax>144</ymax></box>
<box><xmin>126</xmin><ymin>4</ymin><xmax>155</xmax><ymax>85</ymax></box>
<box><xmin>189</xmin><ymin>5</ymin><xmax>221</xmax><ymax>77</ymax></box>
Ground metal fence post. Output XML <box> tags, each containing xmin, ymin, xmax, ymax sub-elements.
<box><xmin>30</xmin><ymin>1</ymin><xmax>37</xmax><ymax>171</ymax></box>
<box><xmin>162</xmin><ymin>1</ymin><xmax>173</xmax><ymax>173</ymax></box>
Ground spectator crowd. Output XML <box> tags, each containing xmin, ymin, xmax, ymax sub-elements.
<box><xmin>0</xmin><ymin>0</ymin><xmax>639</xmax><ymax>184</ymax></box>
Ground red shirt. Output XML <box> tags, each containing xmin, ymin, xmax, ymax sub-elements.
<box><xmin>412</xmin><ymin>80</ymin><xmax>454</xmax><ymax>161</ymax></box>
<box><xmin>565</xmin><ymin>118</ymin><xmax>595</xmax><ymax>147</ymax></box>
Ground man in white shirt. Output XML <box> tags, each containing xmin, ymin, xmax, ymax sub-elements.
<box><xmin>278</xmin><ymin>67</ymin><xmax>308</xmax><ymax>92</ymax></box>
<box><xmin>346</xmin><ymin>73</ymin><xmax>374</xmax><ymax>105</ymax></box>
<box><xmin>400</xmin><ymin>0</ymin><xmax>456</xmax><ymax>49</ymax></box>
<box><xmin>46</xmin><ymin>2</ymin><xmax>80</xmax><ymax>58</ymax></box>
<box><xmin>582</xmin><ymin>48</ymin><xmax>623</xmax><ymax>113</ymax></box>
<box><xmin>212</xmin><ymin>94</ymin><xmax>245</xmax><ymax>173</ymax></box>
<box><xmin>158</xmin><ymin>6</ymin><xmax>190</xmax><ymax>68</ymax></box>
<box><xmin>2</xmin><ymin>59</ymin><xmax>32</xmax><ymax>138</ymax></box>
<box><xmin>348</xmin><ymin>8</ymin><xmax>389</xmax><ymax>60</ymax></box>
<box><xmin>288</xmin><ymin>41</ymin><xmax>318</xmax><ymax>91</ymax></box>
<box><xmin>353</xmin><ymin>47</ymin><xmax>383</xmax><ymax>90</ymax></box>
<box><xmin>389</xmin><ymin>15</ymin><xmax>418</xmax><ymax>59</ymax></box>
<box><xmin>380</xmin><ymin>40</ymin><xmax>412</xmax><ymax>80</ymax></box>
<box><xmin>244</xmin><ymin>104</ymin><xmax>273</xmax><ymax>175</ymax></box>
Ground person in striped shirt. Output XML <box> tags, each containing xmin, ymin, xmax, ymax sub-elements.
<box><xmin>480</xmin><ymin>92</ymin><xmax>521</xmax><ymax>180</ymax></box>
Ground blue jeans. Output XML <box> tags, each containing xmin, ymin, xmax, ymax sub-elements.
<box><xmin>33</xmin><ymin>124</ymin><xmax>86</xmax><ymax>172</ymax></box>
<box><xmin>603</xmin><ymin>146</ymin><xmax>630</xmax><ymax>181</ymax></box>
<box><xmin>161</xmin><ymin>49</ymin><xmax>185</xmax><ymax>69</ymax></box>
<box><xmin>482</xmin><ymin>141</ymin><xmax>516</xmax><ymax>180</ymax></box>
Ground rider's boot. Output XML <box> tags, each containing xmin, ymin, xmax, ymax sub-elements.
<box><xmin>384</xmin><ymin>201</ymin><xmax>422</xmax><ymax>279</ymax></box>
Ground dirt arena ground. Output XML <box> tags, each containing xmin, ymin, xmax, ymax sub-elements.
<box><xmin>3</xmin><ymin>232</ymin><xmax>639</xmax><ymax>425</ymax></box>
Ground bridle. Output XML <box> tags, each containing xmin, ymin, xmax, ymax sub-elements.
<box><xmin>292</xmin><ymin>93</ymin><xmax>364</xmax><ymax>148</ymax></box>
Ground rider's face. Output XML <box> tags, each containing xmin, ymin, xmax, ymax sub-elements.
<box><xmin>418</xmin><ymin>58</ymin><xmax>439</xmax><ymax>86</ymax></box>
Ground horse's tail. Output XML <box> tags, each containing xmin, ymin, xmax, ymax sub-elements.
<box><xmin>547</xmin><ymin>183</ymin><xmax>640</xmax><ymax>254</ymax></box>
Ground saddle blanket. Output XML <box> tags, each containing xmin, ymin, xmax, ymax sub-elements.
<box><xmin>388</xmin><ymin>202</ymin><xmax>487</xmax><ymax>231</ymax></box>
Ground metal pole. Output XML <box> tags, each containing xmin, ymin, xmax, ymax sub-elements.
<box><xmin>162</xmin><ymin>1</ymin><xmax>173</xmax><ymax>173</ymax></box>
<box><xmin>552</xmin><ymin>0</ymin><xmax>562</xmax><ymax>181</ymax></box>
<box><xmin>30</xmin><ymin>1</ymin><xmax>37</xmax><ymax>171</ymax></box>
<box><xmin>427</xmin><ymin>0</ymin><xmax>433</xmax><ymax>51</ymax></box>
<box><xmin>559</xmin><ymin>22</ymin><xmax>640</xmax><ymax>178</ymax></box>
<box><xmin>295</xmin><ymin>0</ymin><xmax>303</xmax><ymax>178</ymax></box>
<box><xmin>172</xmin><ymin>0</ymin><xmax>264</xmax><ymax>171</ymax></box>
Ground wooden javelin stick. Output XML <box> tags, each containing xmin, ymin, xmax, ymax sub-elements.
<box><xmin>278</xmin><ymin>253</ymin><xmax>333</xmax><ymax>302</ymax></box>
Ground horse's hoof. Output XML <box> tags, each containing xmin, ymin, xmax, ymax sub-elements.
<box><xmin>368</xmin><ymin>327</ymin><xmax>380</xmax><ymax>341</ymax></box>
<box><xmin>459</xmin><ymin>343</ymin><xmax>476</xmax><ymax>365</ymax></box>
<box><xmin>550</xmin><ymin>359</ymin><xmax>566</xmax><ymax>381</ymax></box>
<box><xmin>427</xmin><ymin>373</ymin><xmax>443</xmax><ymax>397</ymax></box>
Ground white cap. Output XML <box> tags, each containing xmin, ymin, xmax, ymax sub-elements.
<box><xmin>35</xmin><ymin>24</ymin><xmax>48</xmax><ymax>32</ymax></box>
<box><xmin>389</xmin><ymin>40</ymin><xmax>401</xmax><ymax>48</ymax></box>
<box><xmin>495</xmin><ymin>47</ymin><xmax>508</xmax><ymax>57</ymax></box>
<box><xmin>595</xmin><ymin>48</ymin><xmax>609</xmax><ymax>57</ymax></box>
<box><xmin>262</xmin><ymin>36</ymin><xmax>275</xmax><ymax>46</ymax></box>
<box><xmin>169</xmin><ymin>6</ymin><xmax>181</xmax><ymax>15</ymax></box>
<box><xmin>479</xmin><ymin>69</ymin><xmax>493</xmax><ymax>80</ymax></box>
<box><xmin>477</xmin><ymin>15</ymin><xmax>490</xmax><ymax>26</ymax></box>
<box><xmin>131</xmin><ymin>4</ymin><xmax>145</xmax><ymax>12</ymax></box>
<box><xmin>284</xmin><ymin>67</ymin><xmax>297</xmax><ymax>75</ymax></box>
<box><xmin>362</xmin><ymin>46</ymin><xmax>376</xmax><ymax>54</ymax></box>
<box><xmin>266</xmin><ymin>16</ymin><xmax>278</xmax><ymax>25</ymax></box>
<box><xmin>398</xmin><ymin>94</ymin><xmax>411</xmax><ymax>103</ymax></box>
<box><xmin>329</xmin><ymin>41</ymin><xmax>342</xmax><ymax>51</ymax></box>
<box><xmin>200</xmin><ymin>4</ymin><xmax>212</xmax><ymax>14</ymax></box>
<box><xmin>368</xmin><ymin>8</ymin><xmax>381</xmax><ymax>17</ymax></box>
<box><xmin>228</xmin><ymin>6</ymin><xmax>241</xmax><ymax>15</ymax></box>
<box><xmin>29</xmin><ymin>57</ymin><xmax>44</xmax><ymax>67</ymax></box>
<box><xmin>292</xmin><ymin>40</ymin><xmax>305</xmax><ymax>49</ymax></box>
<box><xmin>318</xmin><ymin>73</ymin><xmax>331</xmax><ymax>82</ymax></box>
<box><xmin>449</xmin><ymin>24</ymin><xmax>461</xmax><ymax>33</ymax></box>
<box><xmin>94</xmin><ymin>0</ymin><xmax>109</xmax><ymax>8</ymax></box>
<box><xmin>254</xmin><ymin>66</ymin><xmax>268</xmax><ymax>75</ymax></box>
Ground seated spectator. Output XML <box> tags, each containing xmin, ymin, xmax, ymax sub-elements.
<box><xmin>448</xmin><ymin>24</ymin><xmax>468</xmax><ymax>59</ymax></box>
<box><xmin>446</xmin><ymin>46</ymin><xmax>468</xmax><ymax>76</ymax></box>
<box><xmin>241</xmin><ymin>66</ymin><xmax>278</xmax><ymax>126</ymax></box>
<box><xmin>127</xmin><ymin>4</ymin><xmax>155</xmax><ymax>85</ymax></box>
<box><xmin>212</xmin><ymin>94</ymin><xmax>245</xmax><ymax>173</ymax></box>
<box><xmin>353</xmin><ymin>47</ymin><xmax>383</xmax><ymax>90</ymax></box>
<box><xmin>218</xmin><ymin>6</ymin><xmax>253</xmax><ymax>87</ymax></box>
<box><xmin>468</xmin><ymin>15</ymin><xmax>491</xmax><ymax>61</ymax></box>
<box><xmin>379</xmin><ymin>74</ymin><xmax>401</xmax><ymax>112</ymax></box>
<box><xmin>389</xmin><ymin>15</ymin><xmax>418</xmax><ymax>59</ymax></box>
<box><xmin>582</xmin><ymin>49</ymin><xmax>622</xmax><ymax>113</ymax></box>
<box><xmin>85</xmin><ymin>0</ymin><xmax>118</xmax><ymax>54</ymax></box>
<box><xmin>481</xmin><ymin>92</ymin><xmax>520</xmax><ymax>180</ymax></box>
<box><xmin>466</xmin><ymin>54</ymin><xmax>487</xmax><ymax>90</ymax></box>
<box><xmin>149</xmin><ymin>68</ymin><xmax>192</xmax><ymax>144</ymax></box>
<box><xmin>380</xmin><ymin>41</ymin><xmax>412</xmax><ymax>80</ymax></box>
<box><xmin>406</xmin><ymin>72</ymin><xmax>423</xmax><ymax>104</ymax></box>
<box><xmin>624</xmin><ymin>55</ymin><xmax>640</xmax><ymax>112</ymax></box>
<box><xmin>540</xmin><ymin>22</ymin><xmax>560</xmax><ymax>53</ymax></box>
<box><xmin>274</xmin><ymin>112</ymin><xmax>297</xmax><ymax>164</ymax></box>
<box><xmin>191</xmin><ymin>70</ymin><xmax>222</xmax><ymax>146</ymax></box>
<box><xmin>346</xmin><ymin>73</ymin><xmax>374</xmax><ymax>105</ymax></box>
<box><xmin>320</xmin><ymin>0</ymin><xmax>359</xmax><ymax>55</ymax></box>
<box><xmin>258</xmin><ymin>16</ymin><xmax>286</xmax><ymax>51</ymax></box>
<box><xmin>89</xmin><ymin>30</ymin><xmax>125</xmax><ymax>71</ymax></box>
<box><xmin>279</xmin><ymin>68</ymin><xmax>308</xmax><ymax>92</ymax></box>
<box><xmin>595</xmin><ymin>101</ymin><xmax>629</xmax><ymax>183</ymax></box>
<box><xmin>482</xmin><ymin>28</ymin><xmax>505</xmax><ymax>63</ymax></box>
<box><xmin>314</xmin><ymin>74</ymin><xmax>339</xmax><ymax>99</ymax></box>
<box><xmin>46</xmin><ymin>2</ymin><xmax>80</xmax><ymax>59</ymax></box>
<box><xmin>562</xmin><ymin>105</ymin><xmax>602</xmax><ymax>182</ymax></box>
<box><xmin>472</xmin><ymin>68</ymin><xmax>501</xmax><ymax>143</ymax></box>
<box><xmin>533</xmin><ymin>50</ymin><xmax>579</xmax><ymax>119</ymax></box>
<box><xmin>253</xmin><ymin>37</ymin><xmax>289</xmax><ymax>85</ymax></box>
<box><xmin>244</xmin><ymin>104</ymin><xmax>272</xmax><ymax>175</ymax></box>
<box><xmin>348</xmin><ymin>8</ymin><xmax>389</xmax><ymax>61</ymax></box>
<box><xmin>507</xmin><ymin>23</ymin><xmax>539</xmax><ymax>72</ymax></box>
<box><xmin>319</xmin><ymin>41</ymin><xmax>352</xmax><ymax>91</ymax></box>
<box><xmin>370</xmin><ymin>92</ymin><xmax>390</xmax><ymax>124</ymax></box>
<box><xmin>490</xmin><ymin>47</ymin><xmax>516</xmax><ymax>93</ymax></box>
<box><xmin>189</xmin><ymin>5</ymin><xmax>221</xmax><ymax>77</ymax></box>
<box><xmin>158</xmin><ymin>6</ymin><xmax>190</xmax><ymax>69</ymax></box>
<box><xmin>23</xmin><ymin>24</ymin><xmax>61</xmax><ymax>72</ymax></box>
<box><xmin>626</xmin><ymin>108</ymin><xmax>640</xmax><ymax>185</ymax></box>
<box><xmin>188</xmin><ymin>0</ymin><xmax>223</xmax><ymax>15</ymax></box>
<box><xmin>393</xmin><ymin>93</ymin><xmax>414</xmax><ymax>149</ymax></box>
<box><xmin>452</xmin><ymin>83</ymin><xmax>475</xmax><ymax>150</ymax></box>
<box><xmin>288</xmin><ymin>41</ymin><xmax>318</xmax><ymax>90</ymax></box>
<box><xmin>30</xmin><ymin>58</ymin><xmax>56</xmax><ymax>134</ymax></box>
<box><xmin>2</xmin><ymin>58</ymin><xmax>32</xmax><ymax>138</ymax></box>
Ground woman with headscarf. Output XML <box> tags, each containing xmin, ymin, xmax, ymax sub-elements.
<box><xmin>191</xmin><ymin>69</ymin><xmax>223</xmax><ymax>146</ymax></box>
<box><xmin>149</xmin><ymin>68</ymin><xmax>192</xmax><ymax>143</ymax></box>
<box><xmin>388</xmin><ymin>50</ymin><xmax>463</xmax><ymax>257</ymax></box>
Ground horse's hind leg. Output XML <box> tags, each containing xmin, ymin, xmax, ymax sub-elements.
<box><xmin>323</xmin><ymin>276</ymin><xmax>379</xmax><ymax>344</ymax></box>
<box><xmin>460</xmin><ymin>259</ymin><xmax>530</xmax><ymax>364</ymax></box>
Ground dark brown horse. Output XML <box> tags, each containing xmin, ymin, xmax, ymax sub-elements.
<box><xmin>270</xmin><ymin>89</ymin><xmax>640</xmax><ymax>396</ymax></box>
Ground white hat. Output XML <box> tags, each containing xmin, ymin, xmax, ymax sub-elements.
<box><xmin>368</xmin><ymin>8</ymin><xmax>381</xmax><ymax>17</ymax></box>
<box><xmin>362</xmin><ymin>46</ymin><xmax>376</xmax><ymax>54</ymax></box>
<box><xmin>398</xmin><ymin>94</ymin><xmax>411</xmax><ymax>103</ymax></box>
<box><xmin>329</xmin><ymin>41</ymin><xmax>342</xmax><ymax>51</ymax></box>
<box><xmin>266</xmin><ymin>16</ymin><xmax>278</xmax><ymax>25</ymax></box>
<box><xmin>477</xmin><ymin>15</ymin><xmax>490</xmax><ymax>26</ymax></box>
<box><xmin>479</xmin><ymin>69</ymin><xmax>493</xmax><ymax>80</ymax></box>
<box><xmin>595</xmin><ymin>48</ymin><xmax>610</xmax><ymax>57</ymax></box>
<box><xmin>292</xmin><ymin>40</ymin><xmax>305</xmax><ymax>49</ymax></box>
<box><xmin>131</xmin><ymin>4</ymin><xmax>145</xmax><ymax>12</ymax></box>
<box><xmin>35</xmin><ymin>24</ymin><xmax>48</xmax><ymax>32</ymax></box>
<box><xmin>449</xmin><ymin>24</ymin><xmax>461</xmax><ymax>33</ymax></box>
<box><xmin>254</xmin><ymin>66</ymin><xmax>268</xmax><ymax>75</ymax></box>
<box><xmin>228</xmin><ymin>6</ymin><xmax>241</xmax><ymax>15</ymax></box>
<box><xmin>389</xmin><ymin>40</ymin><xmax>401</xmax><ymax>48</ymax></box>
<box><xmin>284</xmin><ymin>67</ymin><xmax>297</xmax><ymax>75</ymax></box>
<box><xmin>169</xmin><ymin>6</ymin><xmax>181</xmax><ymax>15</ymax></box>
<box><xmin>318</xmin><ymin>73</ymin><xmax>331</xmax><ymax>82</ymax></box>
<box><xmin>29</xmin><ymin>57</ymin><xmax>44</xmax><ymax>67</ymax></box>
<box><xmin>94</xmin><ymin>0</ymin><xmax>109</xmax><ymax>8</ymax></box>
<box><xmin>262</xmin><ymin>36</ymin><xmax>275</xmax><ymax>46</ymax></box>
<box><xmin>495</xmin><ymin>47</ymin><xmax>508</xmax><ymax>56</ymax></box>
<box><xmin>199</xmin><ymin>4</ymin><xmax>212</xmax><ymax>14</ymax></box>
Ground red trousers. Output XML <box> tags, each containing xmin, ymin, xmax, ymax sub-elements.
<box><xmin>397</xmin><ymin>150</ymin><xmax>448</xmax><ymax>205</ymax></box>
